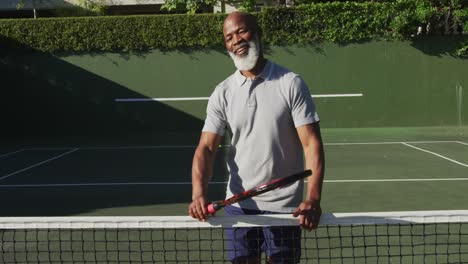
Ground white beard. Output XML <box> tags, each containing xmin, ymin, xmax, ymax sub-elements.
<box><xmin>228</xmin><ymin>36</ymin><xmax>260</xmax><ymax>71</ymax></box>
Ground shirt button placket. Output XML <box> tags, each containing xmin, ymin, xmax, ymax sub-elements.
<box><xmin>248</xmin><ymin>79</ymin><xmax>259</xmax><ymax>108</ymax></box>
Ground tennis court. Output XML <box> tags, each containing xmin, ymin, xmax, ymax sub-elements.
<box><xmin>1</xmin><ymin>126</ymin><xmax>467</xmax><ymax>217</ymax></box>
<box><xmin>1</xmin><ymin>126</ymin><xmax>468</xmax><ymax>263</ymax></box>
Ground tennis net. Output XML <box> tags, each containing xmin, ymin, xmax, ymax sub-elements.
<box><xmin>1</xmin><ymin>210</ymin><xmax>467</xmax><ymax>263</ymax></box>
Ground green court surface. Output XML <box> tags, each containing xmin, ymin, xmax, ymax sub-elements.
<box><xmin>1</xmin><ymin>126</ymin><xmax>467</xmax><ymax>217</ymax></box>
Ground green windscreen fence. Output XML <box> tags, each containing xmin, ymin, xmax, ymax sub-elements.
<box><xmin>2</xmin><ymin>37</ymin><xmax>467</xmax><ymax>143</ymax></box>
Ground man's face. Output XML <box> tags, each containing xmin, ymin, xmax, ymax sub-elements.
<box><xmin>223</xmin><ymin>16</ymin><xmax>255</xmax><ymax>58</ymax></box>
<box><xmin>223</xmin><ymin>15</ymin><xmax>260</xmax><ymax>71</ymax></box>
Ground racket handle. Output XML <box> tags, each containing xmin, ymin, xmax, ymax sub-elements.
<box><xmin>207</xmin><ymin>202</ymin><xmax>222</xmax><ymax>214</ymax></box>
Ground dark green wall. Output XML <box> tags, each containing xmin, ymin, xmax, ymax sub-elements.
<box><xmin>2</xmin><ymin>37</ymin><xmax>467</xmax><ymax>141</ymax></box>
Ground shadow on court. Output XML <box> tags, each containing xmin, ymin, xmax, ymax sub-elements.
<box><xmin>0</xmin><ymin>41</ymin><xmax>204</xmax><ymax>147</ymax></box>
<box><xmin>0</xmin><ymin>184</ymin><xmax>227</xmax><ymax>216</ymax></box>
<box><xmin>0</xmin><ymin>151</ymin><xmax>229</xmax><ymax>216</ymax></box>
<box><xmin>0</xmin><ymin>38</ymin><xmax>226</xmax><ymax>216</ymax></box>
<box><xmin>0</xmin><ymin>147</ymin><xmax>229</xmax><ymax>216</ymax></box>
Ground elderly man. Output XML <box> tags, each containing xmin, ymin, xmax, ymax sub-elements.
<box><xmin>189</xmin><ymin>12</ymin><xmax>325</xmax><ymax>264</ymax></box>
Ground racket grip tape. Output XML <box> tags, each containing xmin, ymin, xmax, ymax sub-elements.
<box><xmin>207</xmin><ymin>202</ymin><xmax>223</xmax><ymax>214</ymax></box>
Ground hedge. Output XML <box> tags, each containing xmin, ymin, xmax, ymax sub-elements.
<box><xmin>0</xmin><ymin>1</ymin><xmax>467</xmax><ymax>55</ymax></box>
<box><xmin>0</xmin><ymin>14</ymin><xmax>226</xmax><ymax>52</ymax></box>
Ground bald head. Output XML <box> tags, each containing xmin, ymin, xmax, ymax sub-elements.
<box><xmin>223</xmin><ymin>12</ymin><xmax>261</xmax><ymax>39</ymax></box>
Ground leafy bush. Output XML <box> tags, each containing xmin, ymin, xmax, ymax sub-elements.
<box><xmin>0</xmin><ymin>14</ymin><xmax>226</xmax><ymax>52</ymax></box>
<box><xmin>0</xmin><ymin>1</ymin><xmax>466</xmax><ymax>54</ymax></box>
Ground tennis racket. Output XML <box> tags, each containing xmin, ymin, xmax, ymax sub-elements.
<box><xmin>207</xmin><ymin>169</ymin><xmax>312</xmax><ymax>214</ymax></box>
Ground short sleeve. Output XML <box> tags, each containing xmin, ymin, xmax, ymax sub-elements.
<box><xmin>290</xmin><ymin>75</ymin><xmax>320</xmax><ymax>127</ymax></box>
<box><xmin>202</xmin><ymin>87</ymin><xmax>227</xmax><ymax>136</ymax></box>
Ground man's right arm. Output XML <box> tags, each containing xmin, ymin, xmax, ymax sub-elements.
<box><xmin>189</xmin><ymin>131</ymin><xmax>223</xmax><ymax>221</ymax></box>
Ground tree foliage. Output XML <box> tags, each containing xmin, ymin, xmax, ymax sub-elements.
<box><xmin>16</xmin><ymin>0</ymin><xmax>106</xmax><ymax>17</ymax></box>
<box><xmin>161</xmin><ymin>0</ymin><xmax>257</xmax><ymax>13</ymax></box>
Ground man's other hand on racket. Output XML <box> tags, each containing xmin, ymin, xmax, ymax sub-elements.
<box><xmin>189</xmin><ymin>194</ymin><xmax>210</xmax><ymax>222</ymax></box>
<box><xmin>189</xmin><ymin>131</ymin><xmax>223</xmax><ymax>222</ymax></box>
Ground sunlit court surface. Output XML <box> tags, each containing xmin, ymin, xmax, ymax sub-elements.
<box><xmin>1</xmin><ymin>127</ymin><xmax>467</xmax><ymax>263</ymax></box>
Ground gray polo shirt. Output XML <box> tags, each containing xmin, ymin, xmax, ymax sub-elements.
<box><xmin>203</xmin><ymin>60</ymin><xmax>319</xmax><ymax>212</ymax></box>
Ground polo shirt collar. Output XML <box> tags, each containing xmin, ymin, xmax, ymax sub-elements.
<box><xmin>234</xmin><ymin>60</ymin><xmax>273</xmax><ymax>86</ymax></box>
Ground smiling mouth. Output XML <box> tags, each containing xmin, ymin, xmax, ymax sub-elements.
<box><xmin>234</xmin><ymin>44</ymin><xmax>249</xmax><ymax>55</ymax></box>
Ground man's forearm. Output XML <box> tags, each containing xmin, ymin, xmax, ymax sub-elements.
<box><xmin>191</xmin><ymin>146</ymin><xmax>216</xmax><ymax>199</ymax></box>
<box><xmin>304</xmin><ymin>139</ymin><xmax>325</xmax><ymax>203</ymax></box>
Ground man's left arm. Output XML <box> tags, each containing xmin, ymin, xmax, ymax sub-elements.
<box><xmin>293</xmin><ymin>122</ymin><xmax>325</xmax><ymax>231</ymax></box>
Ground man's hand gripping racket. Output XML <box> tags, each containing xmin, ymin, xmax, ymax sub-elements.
<box><xmin>207</xmin><ymin>170</ymin><xmax>312</xmax><ymax>214</ymax></box>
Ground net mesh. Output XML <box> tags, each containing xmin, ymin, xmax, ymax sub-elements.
<box><xmin>1</xmin><ymin>211</ymin><xmax>467</xmax><ymax>263</ymax></box>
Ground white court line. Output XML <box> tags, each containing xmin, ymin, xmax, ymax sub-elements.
<box><xmin>324</xmin><ymin>178</ymin><xmax>468</xmax><ymax>182</ymax></box>
<box><xmin>402</xmin><ymin>143</ymin><xmax>468</xmax><ymax>168</ymax></box>
<box><xmin>326</xmin><ymin>141</ymin><xmax>457</xmax><ymax>146</ymax></box>
<box><xmin>0</xmin><ymin>182</ymin><xmax>227</xmax><ymax>187</ymax></box>
<box><xmin>0</xmin><ymin>149</ymin><xmax>24</xmax><ymax>158</ymax></box>
<box><xmin>0</xmin><ymin>148</ymin><xmax>79</xmax><ymax>181</ymax></box>
<box><xmin>115</xmin><ymin>94</ymin><xmax>363</xmax><ymax>102</ymax></box>
<box><xmin>456</xmin><ymin>141</ymin><xmax>468</xmax><ymax>146</ymax></box>
<box><xmin>313</xmin><ymin>93</ymin><xmax>363</xmax><ymax>98</ymax></box>
<box><xmin>22</xmin><ymin>141</ymin><xmax>458</xmax><ymax>151</ymax></box>
<box><xmin>116</xmin><ymin>97</ymin><xmax>209</xmax><ymax>102</ymax></box>
<box><xmin>1</xmin><ymin>178</ymin><xmax>468</xmax><ymax>187</ymax></box>
<box><xmin>26</xmin><ymin>145</ymin><xmax>201</xmax><ymax>151</ymax></box>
